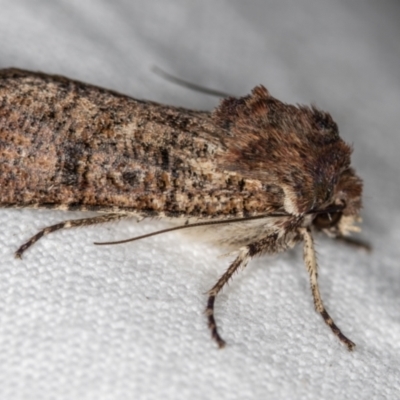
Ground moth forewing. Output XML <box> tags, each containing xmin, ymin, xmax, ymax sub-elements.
<box><xmin>0</xmin><ymin>68</ymin><xmax>365</xmax><ymax>350</ymax></box>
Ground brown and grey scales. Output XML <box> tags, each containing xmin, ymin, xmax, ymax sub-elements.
<box><xmin>0</xmin><ymin>69</ymin><xmax>363</xmax><ymax>224</ymax></box>
<box><xmin>0</xmin><ymin>69</ymin><xmax>286</xmax><ymax>218</ymax></box>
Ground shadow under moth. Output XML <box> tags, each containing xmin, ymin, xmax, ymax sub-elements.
<box><xmin>0</xmin><ymin>68</ymin><xmax>368</xmax><ymax>350</ymax></box>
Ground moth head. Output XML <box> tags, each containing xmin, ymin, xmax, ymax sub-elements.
<box><xmin>212</xmin><ymin>86</ymin><xmax>364</xmax><ymax>232</ymax></box>
<box><xmin>312</xmin><ymin>167</ymin><xmax>363</xmax><ymax>237</ymax></box>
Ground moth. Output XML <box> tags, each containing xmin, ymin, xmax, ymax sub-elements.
<box><xmin>0</xmin><ymin>68</ymin><xmax>366</xmax><ymax>350</ymax></box>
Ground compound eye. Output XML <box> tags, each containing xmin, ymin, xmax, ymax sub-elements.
<box><xmin>313</xmin><ymin>211</ymin><xmax>342</xmax><ymax>230</ymax></box>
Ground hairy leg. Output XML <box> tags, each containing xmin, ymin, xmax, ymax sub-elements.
<box><xmin>205</xmin><ymin>234</ymin><xmax>282</xmax><ymax>348</ymax></box>
<box><xmin>15</xmin><ymin>213</ymin><xmax>128</xmax><ymax>258</ymax></box>
<box><xmin>335</xmin><ymin>235</ymin><xmax>371</xmax><ymax>252</ymax></box>
<box><xmin>205</xmin><ymin>247</ymin><xmax>251</xmax><ymax>348</ymax></box>
<box><xmin>300</xmin><ymin>227</ymin><xmax>355</xmax><ymax>350</ymax></box>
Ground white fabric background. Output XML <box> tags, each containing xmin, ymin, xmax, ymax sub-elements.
<box><xmin>0</xmin><ymin>1</ymin><xmax>399</xmax><ymax>399</ymax></box>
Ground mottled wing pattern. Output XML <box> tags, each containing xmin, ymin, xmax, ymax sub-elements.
<box><xmin>0</xmin><ymin>69</ymin><xmax>284</xmax><ymax>219</ymax></box>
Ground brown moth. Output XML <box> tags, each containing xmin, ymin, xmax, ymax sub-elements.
<box><xmin>0</xmin><ymin>68</ymin><xmax>366</xmax><ymax>350</ymax></box>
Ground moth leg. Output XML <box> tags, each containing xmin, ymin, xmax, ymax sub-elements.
<box><xmin>300</xmin><ymin>227</ymin><xmax>355</xmax><ymax>351</ymax></box>
<box><xmin>15</xmin><ymin>213</ymin><xmax>128</xmax><ymax>258</ymax></box>
<box><xmin>335</xmin><ymin>235</ymin><xmax>371</xmax><ymax>252</ymax></box>
<box><xmin>206</xmin><ymin>247</ymin><xmax>251</xmax><ymax>348</ymax></box>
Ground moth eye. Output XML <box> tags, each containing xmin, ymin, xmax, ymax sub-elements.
<box><xmin>313</xmin><ymin>211</ymin><xmax>342</xmax><ymax>230</ymax></box>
